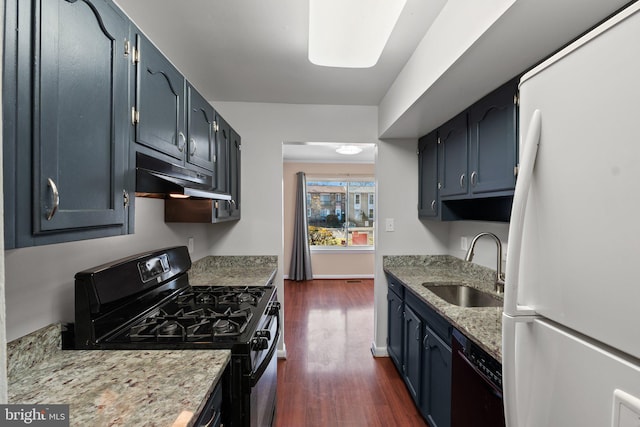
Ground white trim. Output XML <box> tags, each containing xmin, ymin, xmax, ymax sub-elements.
<box><xmin>370</xmin><ymin>342</ymin><xmax>389</xmax><ymax>358</ymax></box>
<box><xmin>283</xmin><ymin>274</ymin><xmax>374</xmax><ymax>280</ymax></box>
<box><xmin>310</xmin><ymin>246</ymin><xmax>374</xmax><ymax>254</ymax></box>
<box><xmin>277</xmin><ymin>344</ymin><xmax>287</xmax><ymax>359</ymax></box>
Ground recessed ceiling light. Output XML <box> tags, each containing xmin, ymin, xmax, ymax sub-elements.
<box><xmin>336</xmin><ymin>145</ymin><xmax>363</xmax><ymax>155</ymax></box>
<box><xmin>308</xmin><ymin>0</ymin><xmax>407</xmax><ymax>68</ymax></box>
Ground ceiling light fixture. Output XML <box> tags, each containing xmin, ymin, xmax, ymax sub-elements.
<box><xmin>336</xmin><ymin>145</ymin><xmax>363</xmax><ymax>155</ymax></box>
<box><xmin>308</xmin><ymin>0</ymin><xmax>407</xmax><ymax>68</ymax></box>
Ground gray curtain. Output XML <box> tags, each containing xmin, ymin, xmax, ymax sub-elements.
<box><xmin>289</xmin><ymin>172</ymin><xmax>313</xmax><ymax>281</ymax></box>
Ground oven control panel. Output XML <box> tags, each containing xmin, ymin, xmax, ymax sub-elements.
<box><xmin>138</xmin><ymin>254</ymin><xmax>170</xmax><ymax>283</ymax></box>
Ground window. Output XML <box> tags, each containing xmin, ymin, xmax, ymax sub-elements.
<box><xmin>306</xmin><ymin>177</ymin><xmax>374</xmax><ymax>248</ymax></box>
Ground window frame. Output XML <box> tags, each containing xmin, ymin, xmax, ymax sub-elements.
<box><xmin>305</xmin><ymin>174</ymin><xmax>375</xmax><ymax>251</ymax></box>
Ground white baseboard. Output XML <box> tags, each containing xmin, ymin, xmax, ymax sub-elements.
<box><xmin>283</xmin><ymin>274</ymin><xmax>374</xmax><ymax>280</ymax></box>
<box><xmin>277</xmin><ymin>343</ymin><xmax>287</xmax><ymax>359</ymax></box>
<box><xmin>370</xmin><ymin>342</ymin><xmax>389</xmax><ymax>358</ymax></box>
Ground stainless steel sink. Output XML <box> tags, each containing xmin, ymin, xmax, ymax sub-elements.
<box><xmin>422</xmin><ymin>283</ymin><xmax>503</xmax><ymax>308</ymax></box>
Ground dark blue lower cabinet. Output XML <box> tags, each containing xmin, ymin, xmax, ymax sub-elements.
<box><xmin>386</xmin><ymin>279</ymin><xmax>452</xmax><ymax>427</ymax></box>
<box><xmin>387</xmin><ymin>289</ymin><xmax>404</xmax><ymax>371</ymax></box>
<box><xmin>403</xmin><ymin>304</ymin><xmax>423</xmax><ymax>402</ymax></box>
<box><xmin>421</xmin><ymin>324</ymin><xmax>452</xmax><ymax>427</ymax></box>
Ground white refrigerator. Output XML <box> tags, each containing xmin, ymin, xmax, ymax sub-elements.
<box><xmin>503</xmin><ymin>2</ymin><xmax>640</xmax><ymax>426</ymax></box>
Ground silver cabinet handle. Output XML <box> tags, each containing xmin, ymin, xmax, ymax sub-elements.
<box><xmin>430</xmin><ymin>200</ymin><xmax>436</xmax><ymax>212</ymax></box>
<box><xmin>46</xmin><ymin>178</ymin><xmax>59</xmax><ymax>221</ymax></box>
<box><xmin>415</xmin><ymin>324</ymin><xmax>420</xmax><ymax>341</ymax></box>
<box><xmin>423</xmin><ymin>334</ymin><xmax>430</xmax><ymax>349</ymax></box>
<box><xmin>230</xmin><ymin>199</ymin><xmax>236</xmax><ymax>207</ymax></box>
<box><xmin>189</xmin><ymin>137</ymin><xmax>197</xmax><ymax>155</ymax></box>
<box><xmin>459</xmin><ymin>173</ymin><xmax>466</xmax><ymax>189</ymax></box>
<box><xmin>177</xmin><ymin>132</ymin><xmax>186</xmax><ymax>152</ymax></box>
<box><xmin>471</xmin><ymin>171</ymin><xmax>478</xmax><ymax>186</ymax></box>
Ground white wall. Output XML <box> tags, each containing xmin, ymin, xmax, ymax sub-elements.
<box><xmin>4</xmin><ymin>198</ymin><xmax>213</xmax><ymax>341</ymax></box>
<box><xmin>447</xmin><ymin>221</ymin><xmax>510</xmax><ymax>271</ymax></box>
<box><xmin>373</xmin><ymin>139</ymin><xmax>450</xmax><ymax>354</ymax></box>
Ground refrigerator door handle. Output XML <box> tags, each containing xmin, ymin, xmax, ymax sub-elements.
<box><xmin>504</xmin><ymin>109</ymin><xmax>541</xmax><ymax>317</ymax></box>
<box><xmin>502</xmin><ymin>313</ymin><xmax>536</xmax><ymax>427</ymax></box>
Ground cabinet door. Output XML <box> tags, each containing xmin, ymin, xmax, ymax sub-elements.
<box><xmin>387</xmin><ymin>290</ymin><xmax>403</xmax><ymax>371</ymax></box>
<box><xmin>438</xmin><ymin>113</ymin><xmax>468</xmax><ymax>198</ymax></box>
<box><xmin>404</xmin><ymin>304</ymin><xmax>423</xmax><ymax>403</ymax></box>
<box><xmin>135</xmin><ymin>33</ymin><xmax>186</xmax><ymax>160</ymax></box>
<box><xmin>422</xmin><ymin>324</ymin><xmax>452</xmax><ymax>427</ymax></box>
<box><xmin>468</xmin><ymin>80</ymin><xmax>518</xmax><ymax>195</ymax></box>
<box><xmin>187</xmin><ymin>85</ymin><xmax>215</xmax><ymax>172</ymax></box>
<box><xmin>418</xmin><ymin>131</ymin><xmax>439</xmax><ymax>218</ymax></box>
<box><xmin>34</xmin><ymin>0</ymin><xmax>128</xmax><ymax>234</ymax></box>
<box><xmin>214</xmin><ymin>113</ymin><xmax>230</xmax><ymax>194</ymax></box>
<box><xmin>228</xmin><ymin>129</ymin><xmax>241</xmax><ymax>219</ymax></box>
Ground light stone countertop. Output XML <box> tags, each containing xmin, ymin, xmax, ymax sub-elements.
<box><xmin>7</xmin><ymin>324</ymin><xmax>230</xmax><ymax>427</ymax></box>
<box><xmin>189</xmin><ymin>256</ymin><xmax>277</xmax><ymax>287</ymax></box>
<box><xmin>383</xmin><ymin>255</ymin><xmax>503</xmax><ymax>362</ymax></box>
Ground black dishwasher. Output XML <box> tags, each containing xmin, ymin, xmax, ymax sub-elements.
<box><xmin>451</xmin><ymin>329</ymin><xmax>505</xmax><ymax>427</ymax></box>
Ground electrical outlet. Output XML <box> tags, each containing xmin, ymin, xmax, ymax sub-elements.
<box><xmin>461</xmin><ymin>236</ymin><xmax>469</xmax><ymax>251</ymax></box>
<box><xmin>385</xmin><ymin>218</ymin><xmax>395</xmax><ymax>232</ymax></box>
<box><xmin>188</xmin><ymin>237</ymin><xmax>194</xmax><ymax>254</ymax></box>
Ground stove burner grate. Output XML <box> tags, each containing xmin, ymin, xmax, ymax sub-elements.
<box><xmin>129</xmin><ymin>306</ymin><xmax>254</xmax><ymax>342</ymax></box>
<box><xmin>176</xmin><ymin>286</ymin><xmax>265</xmax><ymax>309</ymax></box>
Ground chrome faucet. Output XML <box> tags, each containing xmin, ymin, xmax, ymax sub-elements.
<box><xmin>465</xmin><ymin>232</ymin><xmax>505</xmax><ymax>294</ymax></box>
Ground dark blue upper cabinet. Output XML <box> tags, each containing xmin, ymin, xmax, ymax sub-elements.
<box><xmin>228</xmin><ymin>129</ymin><xmax>241</xmax><ymax>220</ymax></box>
<box><xmin>417</xmin><ymin>78</ymin><xmax>519</xmax><ymax>221</ymax></box>
<box><xmin>187</xmin><ymin>85</ymin><xmax>216</xmax><ymax>172</ymax></box>
<box><xmin>418</xmin><ymin>131</ymin><xmax>439</xmax><ymax>218</ymax></box>
<box><xmin>134</xmin><ymin>33</ymin><xmax>186</xmax><ymax>161</ymax></box>
<box><xmin>3</xmin><ymin>0</ymin><xmax>131</xmax><ymax>248</ymax></box>
<box><xmin>438</xmin><ymin>113</ymin><xmax>468</xmax><ymax>198</ymax></box>
<box><xmin>214</xmin><ymin>114</ymin><xmax>230</xmax><ymax>195</ymax></box>
<box><xmin>468</xmin><ymin>79</ymin><xmax>518</xmax><ymax>195</ymax></box>
<box><xmin>36</xmin><ymin>0</ymin><xmax>129</xmax><ymax>233</ymax></box>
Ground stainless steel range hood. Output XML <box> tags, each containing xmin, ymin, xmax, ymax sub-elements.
<box><xmin>135</xmin><ymin>152</ymin><xmax>231</xmax><ymax>200</ymax></box>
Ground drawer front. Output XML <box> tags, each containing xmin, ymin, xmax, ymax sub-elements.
<box><xmin>406</xmin><ymin>291</ymin><xmax>452</xmax><ymax>342</ymax></box>
<box><xmin>387</xmin><ymin>275</ymin><xmax>404</xmax><ymax>299</ymax></box>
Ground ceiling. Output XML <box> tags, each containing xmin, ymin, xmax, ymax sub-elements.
<box><xmin>282</xmin><ymin>143</ymin><xmax>376</xmax><ymax>164</ymax></box>
<box><xmin>115</xmin><ymin>0</ymin><xmax>446</xmax><ymax>106</ymax></box>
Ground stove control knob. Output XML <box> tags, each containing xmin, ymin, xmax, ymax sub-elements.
<box><xmin>256</xmin><ymin>329</ymin><xmax>271</xmax><ymax>340</ymax></box>
<box><xmin>252</xmin><ymin>337</ymin><xmax>269</xmax><ymax>351</ymax></box>
<box><xmin>267</xmin><ymin>302</ymin><xmax>281</xmax><ymax>316</ymax></box>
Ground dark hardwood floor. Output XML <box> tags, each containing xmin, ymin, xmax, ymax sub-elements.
<box><xmin>275</xmin><ymin>279</ymin><xmax>429</xmax><ymax>427</ymax></box>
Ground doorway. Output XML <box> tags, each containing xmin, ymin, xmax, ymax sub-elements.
<box><xmin>282</xmin><ymin>142</ymin><xmax>376</xmax><ymax>279</ymax></box>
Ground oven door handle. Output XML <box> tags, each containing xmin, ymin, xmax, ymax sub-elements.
<box><xmin>249</xmin><ymin>314</ymin><xmax>280</xmax><ymax>387</ymax></box>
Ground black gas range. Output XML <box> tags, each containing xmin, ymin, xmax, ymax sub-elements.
<box><xmin>66</xmin><ymin>246</ymin><xmax>279</xmax><ymax>427</ymax></box>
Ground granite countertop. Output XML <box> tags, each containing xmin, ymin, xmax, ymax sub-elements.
<box><xmin>7</xmin><ymin>324</ymin><xmax>231</xmax><ymax>427</ymax></box>
<box><xmin>189</xmin><ymin>255</ymin><xmax>277</xmax><ymax>287</ymax></box>
<box><xmin>383</xmin><ymin>255</ymin><xmax>503</xmax><ymax>362</ymax></box>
